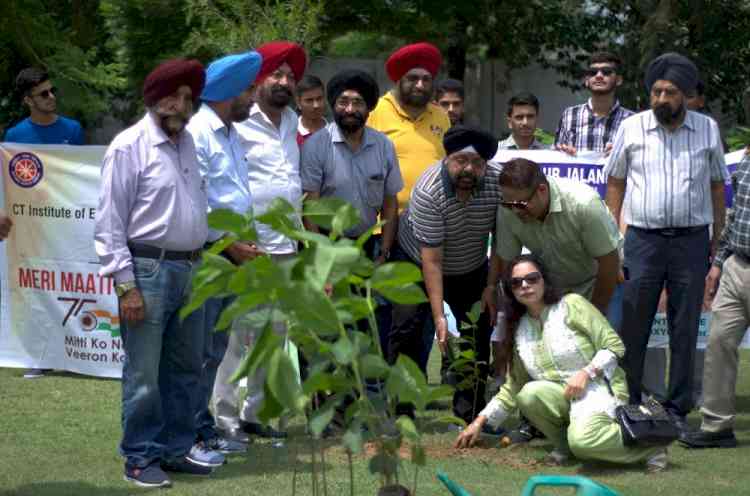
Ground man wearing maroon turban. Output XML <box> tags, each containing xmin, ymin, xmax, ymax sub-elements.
<box><xmin>95</xmin><ymin>58</ymin><xmax>211</xmax><ymax>487</ymax></box>
<box><xmin>368</xmin><ymin>42</ymin><xmax>450</xmax><ymax>372</ymax></box>
<box><xmin>230</xmin><ymin>41</ymin><xmax>307</xmax><ymax>439</ymax></box>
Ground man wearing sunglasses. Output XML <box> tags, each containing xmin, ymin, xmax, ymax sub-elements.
<box><xmin>3</xmin><ymin>67</ymin><xmax>84</xmax><ymax>145</ymax></box>
<box><xmin>5</xmin><ymin>67</ymin><xmax>85</xmax><ymax>380</ymax></box>
<box><xmin>494</xmin><ymin>157</ymin><xmax>622</xmax><ymax>445</ymax></box>
<box><xmin>554</xmin><ymin>52</ymin><xmax>632</xmax><ymax>155</ymax></box>
<box><xmin>496</xmin><ymin>158</ymin><xmax>621</xmax><ymax>312</ymax></box>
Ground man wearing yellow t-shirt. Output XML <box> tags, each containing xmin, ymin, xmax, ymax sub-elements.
<box><xmin>367</xmin><ymin>42</ymin><xmax>450</xmax><ymax>212</ymax></box>
<box><xmin>367</xmin><ymin>42</ymin><xmax>450</xmax><ymax>370</ymax></box>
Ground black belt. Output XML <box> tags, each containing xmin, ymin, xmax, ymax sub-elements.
<box><xmin>128</xmin><ymin>243</ymin><xmax>202</xmax><ymax>262</ymax></box>
<box><xmin>633</xmin><ymin>225</ymin><xmax>707</xmax><ymax>237</ymax></box>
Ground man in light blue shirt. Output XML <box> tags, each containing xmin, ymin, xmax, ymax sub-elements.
<box><xmin>187</xmin><ymin>51</ymin><xmax>262</xmax><ymax>465</ymax></box>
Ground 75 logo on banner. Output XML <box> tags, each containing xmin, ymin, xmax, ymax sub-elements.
<box><xmin>57</xmin><ymin>297</ymin><xmax>121</xmax><ymax>337</ymax></box>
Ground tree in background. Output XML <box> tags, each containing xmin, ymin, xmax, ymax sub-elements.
<box><xmin>3</xmin><ymin>1</ymin><xmax>750</xmax><ymax>136</ymax></box>
<box><xmin>0</xmin><ymin>0</ymin><xmax>126</xmax><ymax>132</ymax></box>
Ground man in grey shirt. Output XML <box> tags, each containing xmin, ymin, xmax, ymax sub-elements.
<box><xmin>604</xmin><ymin>52</ymin><xmax>729</xmax><ymax>433</ymax></box>
<box><xmin>301</xmin><ymin>69</ymin><xmax>403</xmax><ymax>358</ymax></box>
<box><xmin>301</xmin><ymin>69</ymin><xmax>403</xmax><ymax>258</ymax></box>
<box><xmin>95</xmin><ymin>59</ymin><xmax>210</xmax><ymax>487</ymax></box>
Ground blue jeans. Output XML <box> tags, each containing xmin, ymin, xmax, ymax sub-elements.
<box><xmin>194</xmin><ymin>296</ymin><xmax>232</xmax><ymax>441</ymax></box>
<box><xmin>119</xmin><ymin>257</ymin><xmax>205</xmax><ymax>468</ymax></box>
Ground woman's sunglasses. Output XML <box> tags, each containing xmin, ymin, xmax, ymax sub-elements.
<box><xmin>510</xmin><ymin>271</ymin><xmax>542</xmax><ymax>289</ymax></box>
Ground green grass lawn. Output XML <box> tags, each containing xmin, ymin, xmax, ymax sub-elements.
<box><xmin>2</xmin><ymin>350</ymin><xmax>750</xmax><ymax>495</ymax></box>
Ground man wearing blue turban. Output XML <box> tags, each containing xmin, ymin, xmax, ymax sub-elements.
<box><xmin>186</xmin><ymin>50</ymin><xmax>262</xmax><ymax>467</ymax></box>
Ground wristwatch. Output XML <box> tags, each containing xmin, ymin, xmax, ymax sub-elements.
<box><xmin>115</xmin><ymin>281</ymin><xmax>137</xmax><ymax>297</ymax></box>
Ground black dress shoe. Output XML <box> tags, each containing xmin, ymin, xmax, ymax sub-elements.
<box><xmin>219</xmin><ymin>427</ymin><xmax>251</xmax><ymax>444</ymax></box>
<box><xmin>506</xmin><ymin>418</ymin><xmax>544</xmax><ymax>444</ymax></box>
<box><xmin>241</xmin><ymin>421</ymin><xmax>288</xmax><ymax>439</ymax></box>
<box><xmin>667</xmin><ymin>411</ymin><xmax>690</xmax><ymax>434</ymax></box>
<box><xmin>679</xmin><ymin>429</ymin><xmax>737</xmax><ymax>449</ymax></box>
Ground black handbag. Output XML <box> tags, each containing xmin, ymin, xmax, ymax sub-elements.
<box><xmin>604</xmin><ymin>379</ymin><xmax>679</xmax><ymax>447</ymax></box>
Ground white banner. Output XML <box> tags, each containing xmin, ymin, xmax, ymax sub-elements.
<box><xmin>0</xmin><ymin>145</ymin><xmax>746</xmax><ymax>378</ymax></box>
<box><xmin>0</xmin><ymin>144</ymin><xmax>122</xmax><ymax>378</ymax></box>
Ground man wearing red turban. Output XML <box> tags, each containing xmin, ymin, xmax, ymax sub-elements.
<box><xmin>367</xmin><ymin>41</ymin><xmax>450</xmax><ymax>371</ymax></box>
<box><xmin>95</xmin><ymin>58</ymin><xmax>211</xmax><ymax>487</ymax></box>
<box><xmin>228</xmin><ymin>41</ymin><xmax>307</xmax><ymax>440</ymax></box>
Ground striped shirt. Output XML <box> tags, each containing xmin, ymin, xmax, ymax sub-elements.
<box><xmin>715</xmin><ymin>155</ymin><xmax>750</xmax><ymax>267</ymax></box>
<box><xmin>554</xmin><ymin>99</ymin><xmax>633</xmax><ymax>152</ymax></box>
<box><xmin>398</xmin><ymin>161</ymin><xmax>502</xmax><ymax>275</ymax></box>
<box><xmin>604</xmin><ymin>109</ymin><xmax>729</xmax><ymax>229</ymax></box>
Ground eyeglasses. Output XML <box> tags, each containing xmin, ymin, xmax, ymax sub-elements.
<box><xmin>335</xmin><ymin>97</ymin><xmax>367</xmax><ymax>110</ymax></box>
<box><xmin>584</xmin><ymin>67</ymin><xmax>616</xmax><ymax>78</ymax></box>
<box><xmin>500</xmin><ymin>186</ymin><xmax>538</xmax><ymax>210</ymax></box>
<box><xmin>450</xmin><ymin>154</ymin><xmax>485</xmax><ymax>169</ymax></box>
<box><xmin>31</xmin><ymin>87</ymin><xmax>57</xmax><ymax>99</ymax></box>
<box><xmin>510</xmin><ymin>271</ymin><xmax>543</xmax><ymax>289</ymax></box>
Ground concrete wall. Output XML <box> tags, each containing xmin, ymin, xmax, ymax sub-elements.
<box><xmin>86</xmin><ymin>56</ymin><xmax>735</xmax><ymax>144</ymax></box>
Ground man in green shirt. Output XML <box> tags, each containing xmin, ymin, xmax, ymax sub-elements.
<box><xmin>494</xmin><ymin>157</ymin><xmax>621</xmax><ymax>442</ymax></box>
<box><xmin>496</xmin><ymin>157</ymin><xmax>621</xmax><ymax>307</ymax></box>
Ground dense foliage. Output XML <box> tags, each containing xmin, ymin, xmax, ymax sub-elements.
<box><xmin>3</xmin><ymin>1</ymin><xmax>750</xmax><ymax>132</ymax></box>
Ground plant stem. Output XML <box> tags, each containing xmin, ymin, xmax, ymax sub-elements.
<box><xmin>311</xmin><ymin>438</ymin><xmax>319</xmax><ymax>496</ymax></box>
<box><xmin>412</xmin><ymin>464</ymin><xmax>419</xmax><ymax>496</ymax></box>
<box><xmin>347</xmin><ymin>449</ymin><xmax>354</xmax><ymax>496</ymax></box>
<box><xmin>292</xmin><ymin>441</ymin><xmax>299</xmax><ymax>496</ymax></box>
<box><xmin>321</xmin><ymin>444</ymin><xmax>329</xmax><ymax>496</ymax></box>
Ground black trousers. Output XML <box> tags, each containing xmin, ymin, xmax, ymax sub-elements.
<box><xmin>388</xmin><ymin>245</ymin><xmax>491</xmax><ymax>423</ymax></box>
<box><xmin>619</xmin><ymin>226</ymin><xmax>709</xmax><ymax>416</ymax></box>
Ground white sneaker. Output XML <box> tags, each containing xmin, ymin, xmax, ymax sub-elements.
<box><xmin>186</xmin><ymin>441</ymin><xmax>225</xmax><ymax>467</ymax></box>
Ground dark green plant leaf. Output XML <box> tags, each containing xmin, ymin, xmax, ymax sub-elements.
<box><xmin>208</xmin><ymin>208</ymin><xmax>247</xmax><ymax>234</ymax></box>
<box><xmin>466</xmin><ymin>300</ymin><xmax>482</xmax><ymax>325</ymax></box>
<box><xmin>370</xmin><ymin>262</ymin><xmax>423</xmax><ymax>289</ymax></box>
<box><xmin>331</xmin><ymin>203</ymin><xmax>361</xmax><ymax>237</ymax></box>
<box><xmin>278</xmin><ymin>283</ymin><xmax>341</xmax><ymax>336</ymax></box>
<box><xmin>308</xmin><ymin>402</ymin><xmax>335</xmax><ymax>438</ymax></box>
<box><xmin>257</xmin><ymin>380</ymin><xmax>285</xmax><ymax>424</ymax></box>
<box><xmin>426</xmin><ymin>384</ymin><xmax>454</xmax><ymax>404</ymax></box>
<box><xmin>343</xmin><ymin>427</ymin><xmax>364</xmax><ymax>454</ymax></box>
<box><xmin>179</xmin><ymin>279</ymin><xmax>226</xmax><ymax>321</ymax></box>
<box><xmin>214</xmin><ymin>291</ymin><xmax>269</xmax><ymax>330</ymax></box>
<box><xmin>228</xmin><ymin>322</ymin><xmax>282</xmax><ymax>383</ymax></box>
<box><xmin>396</xmin><ymin>416</ymin><xmax>420</xmax><ymax>443</ymax></box>
<box><xmin>331</xmin><ymin>335</ymin><xmax>354</xmax><ymax>365</ymax></box>
<box><xmin>411</xmin><ymin>444</ymin><xmax>426</xmax><ymax>466</ymax></box>
<box><xmin>360</xmin><ymin>353</ymin><xmax>390</xmax><ymax>379</ymax></box>
<box><xmin>267</xmin><ymin>348</ymin><xmax>306</xmax><ymax>414</ymax></box>
<box><xmin>377</xmin><ymin>283</ymin><xmax>428</xmax><ymax>305</ymax></box>
<box><xmin>368</xmin><ymin>452</ymin><xmax>399</xmax><ymax>477</ymax></box>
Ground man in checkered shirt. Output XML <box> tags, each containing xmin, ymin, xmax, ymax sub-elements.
<box><xmin>554</xmin><ymin>52</ymin><xmax>633</xmax><ymax>155</ymax></box>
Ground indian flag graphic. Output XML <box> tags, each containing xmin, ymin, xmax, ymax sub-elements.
<box><xmin>79</xmin><ymin>310</ymin><xmax>121</xmax><ymax>337</ymax></box>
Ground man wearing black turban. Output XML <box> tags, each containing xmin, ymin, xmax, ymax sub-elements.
<box><xmin>389</xmin><ymin>124</ymin><xmax>504</xmax><ymax>426</ymax></box>
<box><xmin>603</xmin><ymin>52</ymin><xmax>729</xmax><ymax>438</ymax></box>
<box><xmin>300</xmin><ymin>68</ymin><xmax>403</xmax><ymax>373</ymax></box>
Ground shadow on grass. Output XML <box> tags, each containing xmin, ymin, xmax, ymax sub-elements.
<box><xmin>576</xmin><ymin>459</ymin><xmax>683</xmax><ymax>476</ymax></box>
<box><xmin>171</xmin><ymin>439</ymin><xmax>336</xmax><ymax>488</ymax></box>
<box><xmin>9</xmin><ymin>481</ymin><xmax>135</xmax><ymax>496</ymax></box>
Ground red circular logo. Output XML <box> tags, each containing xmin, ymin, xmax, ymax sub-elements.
<box><xmin>9</xmin><ymin>152</ymin><xmax>44</xmax><ymax>188</ymax></box>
